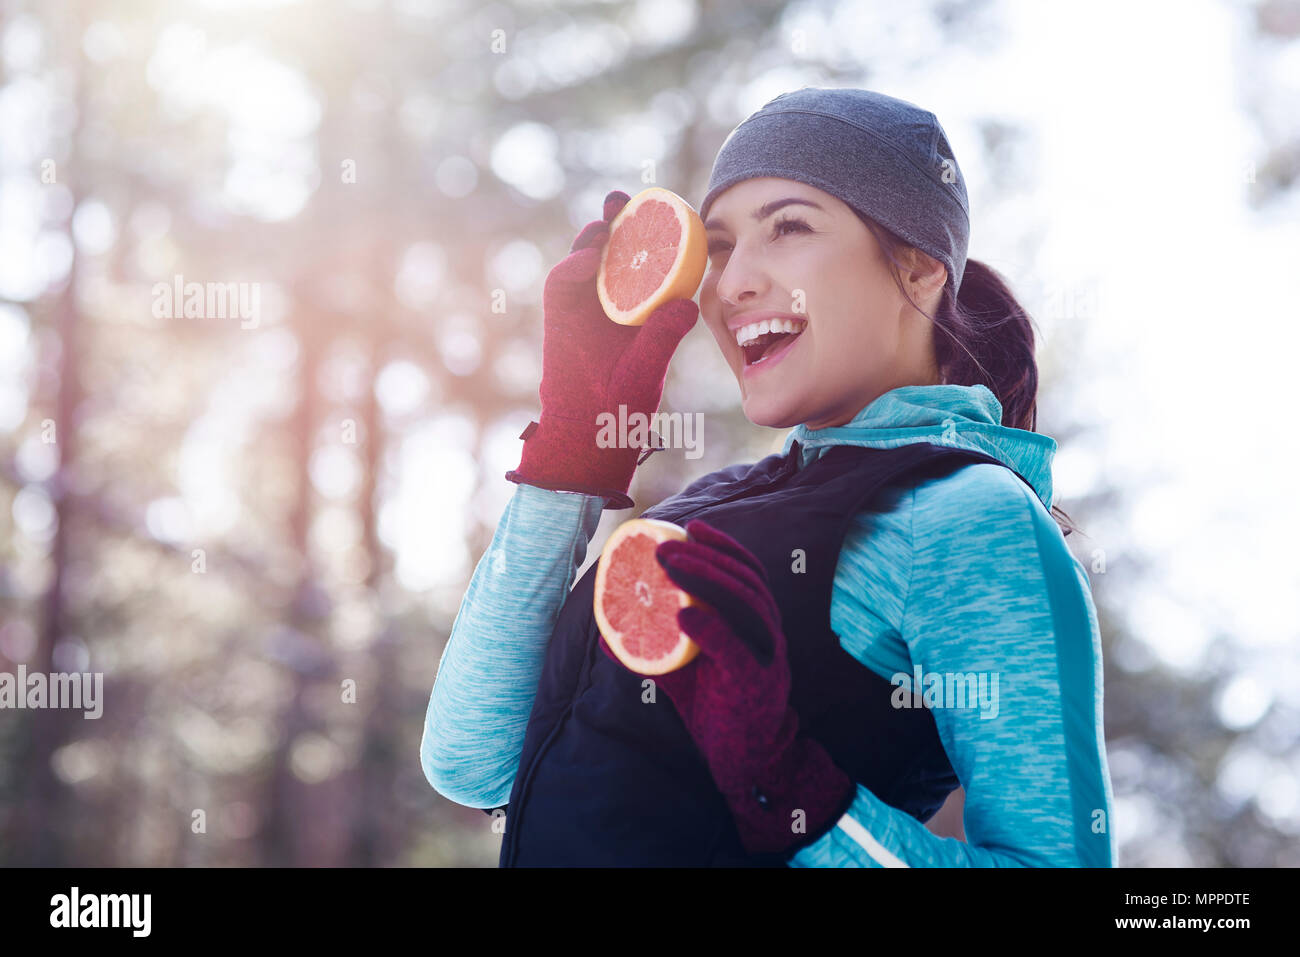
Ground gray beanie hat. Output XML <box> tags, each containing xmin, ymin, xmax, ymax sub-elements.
<box><xmin>699</xmin><ymin>86</ymin><xmax>971</xmax><ymax>295</ymax></box>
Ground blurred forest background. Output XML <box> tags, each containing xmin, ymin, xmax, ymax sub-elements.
<box><xmin>2</xmin><ymin>0</ymin><xmax>1298</xmax><ymax>867</ymax></box>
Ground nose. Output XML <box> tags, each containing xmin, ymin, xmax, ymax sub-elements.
<box><xmin>712</xmin><ymin>247</ymin><xmax>769</xmax><ymax>308</ymax></box>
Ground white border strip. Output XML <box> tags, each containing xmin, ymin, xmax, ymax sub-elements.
<box><xmin>837</xmin><ymin>813</ymin><xmax>909</xmax><ymax>867</ymax></box>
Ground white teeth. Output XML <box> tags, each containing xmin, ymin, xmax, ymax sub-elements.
<box><xmin>734</xmin><ymin>317</ymin><xmax>807</xmax><ymax>347</ymax></box>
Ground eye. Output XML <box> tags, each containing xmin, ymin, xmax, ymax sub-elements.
<box><xmin>707</xmin><ymin>215</ymin><xmax>812</xmax><ymax>257</ymax></box>
<box><xmin>771</xmin><ymin>214</ymin><xmax>812</xmax><ymax>238</ymax></box>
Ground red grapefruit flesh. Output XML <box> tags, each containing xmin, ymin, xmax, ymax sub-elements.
<box><xmin>596</xmin><ymin>187</ymin><xmax>708</xmax><ymax>326</ymax></box>
<box><xmin>593</xmin><ymin>518</ymin><xmax>702</xmax><ymax>675</ymax></box>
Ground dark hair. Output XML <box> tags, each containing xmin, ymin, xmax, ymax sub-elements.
<box><xmin>857</xmin><ymin>215</ymin><xmax>1080</xmax><ymax>538</ymax></box>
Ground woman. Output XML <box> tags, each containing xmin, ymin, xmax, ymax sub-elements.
<box><xmin>422</xmin><ymin>87</ymin><xmax>1117</xmax><ymax>867</ymax></box>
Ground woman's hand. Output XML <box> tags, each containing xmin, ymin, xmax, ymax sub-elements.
<box><xmin>599</xmin><ymin>518</ymin><xmax>855</xmax><ymax>856</ymax></box>
<box><xmin>505</xmin><ymin>190</ymin><xmax>699</xmax><ymax>509</ymax></box>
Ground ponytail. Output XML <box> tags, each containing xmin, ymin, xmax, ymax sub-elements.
<box><xmin>858</xmin><ymin>215</ymin><xmax>1081</xmax><ymax>538</ymax></box>
<box><xmin>942</xmin><ymin>258</ymin><xmax>1038</xmax><ymax>431</ymax></box>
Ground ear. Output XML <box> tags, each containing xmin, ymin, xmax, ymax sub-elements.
<box><xmin>904</xmin><ymin>247</ymin><xmax>947</xmax><ymax>301</ymax></box>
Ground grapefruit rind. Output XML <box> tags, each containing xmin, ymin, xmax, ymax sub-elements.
<box><xmin>596</xmin><ymin>187</ymin><xmax>708</xmax><ymax>327</ymax></box>
<box><xmin>593</xmin><ymin>518</ymin><xmax>702</xmax><ymax>676</ymax></box>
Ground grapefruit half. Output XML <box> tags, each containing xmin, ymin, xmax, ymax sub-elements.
<box><xmin>593</xmin><ymin>518</ymin><xmax>702</xmax><ymax>675</ymax></box>
<box><xmin>596</xmin><ymin>187</ymin><xmax>708</xmax><ymax>326</ymax></box>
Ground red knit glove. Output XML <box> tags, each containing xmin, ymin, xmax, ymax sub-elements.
<box><xmin>505</xmin><ymin>190</ymin><xmax>699</xmax><ymax>510</ymax></box>
<box><xmin>599</xmin><ymin>519</ymin><xmax>856</xmax><ymax>857</ymax></box>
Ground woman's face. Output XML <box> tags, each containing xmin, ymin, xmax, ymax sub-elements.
<box><xmin>698</xmin><ymin>177</ymin><xmax>944</xmax><ymax>431</ymax></box>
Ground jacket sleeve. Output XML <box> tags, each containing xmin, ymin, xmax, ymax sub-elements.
<box><xmin>420</xmin><ymin>482</ymin><xmax>607</xmax><ymax>809</ymax></box>
<box><xmin>788</xmin><ymin>464</ymin><xmax>1117</xmax><ymax>867</ymax></box>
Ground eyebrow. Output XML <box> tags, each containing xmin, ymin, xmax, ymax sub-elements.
<box><xmin>703</xmin><ymin>197</ymin><xmax>826</xmax><ymax>232</ymax></box>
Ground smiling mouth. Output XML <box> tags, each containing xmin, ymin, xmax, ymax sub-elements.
<box><xmin>740</xmin><ymin>327</ymin><xmax>806</xmax><ymax>366</ymax></box>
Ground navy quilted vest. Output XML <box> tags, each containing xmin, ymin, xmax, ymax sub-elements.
<box><xmin>490</xmin><ymin>439</ymin><xmax>1031</xmax><ymax>866</ymax></box>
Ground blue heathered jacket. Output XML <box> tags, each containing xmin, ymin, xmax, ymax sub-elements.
<box><xmin>421</xmin><ymin>383</ymin><xmax>1118</xmax><ymax>867</ymax></box>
